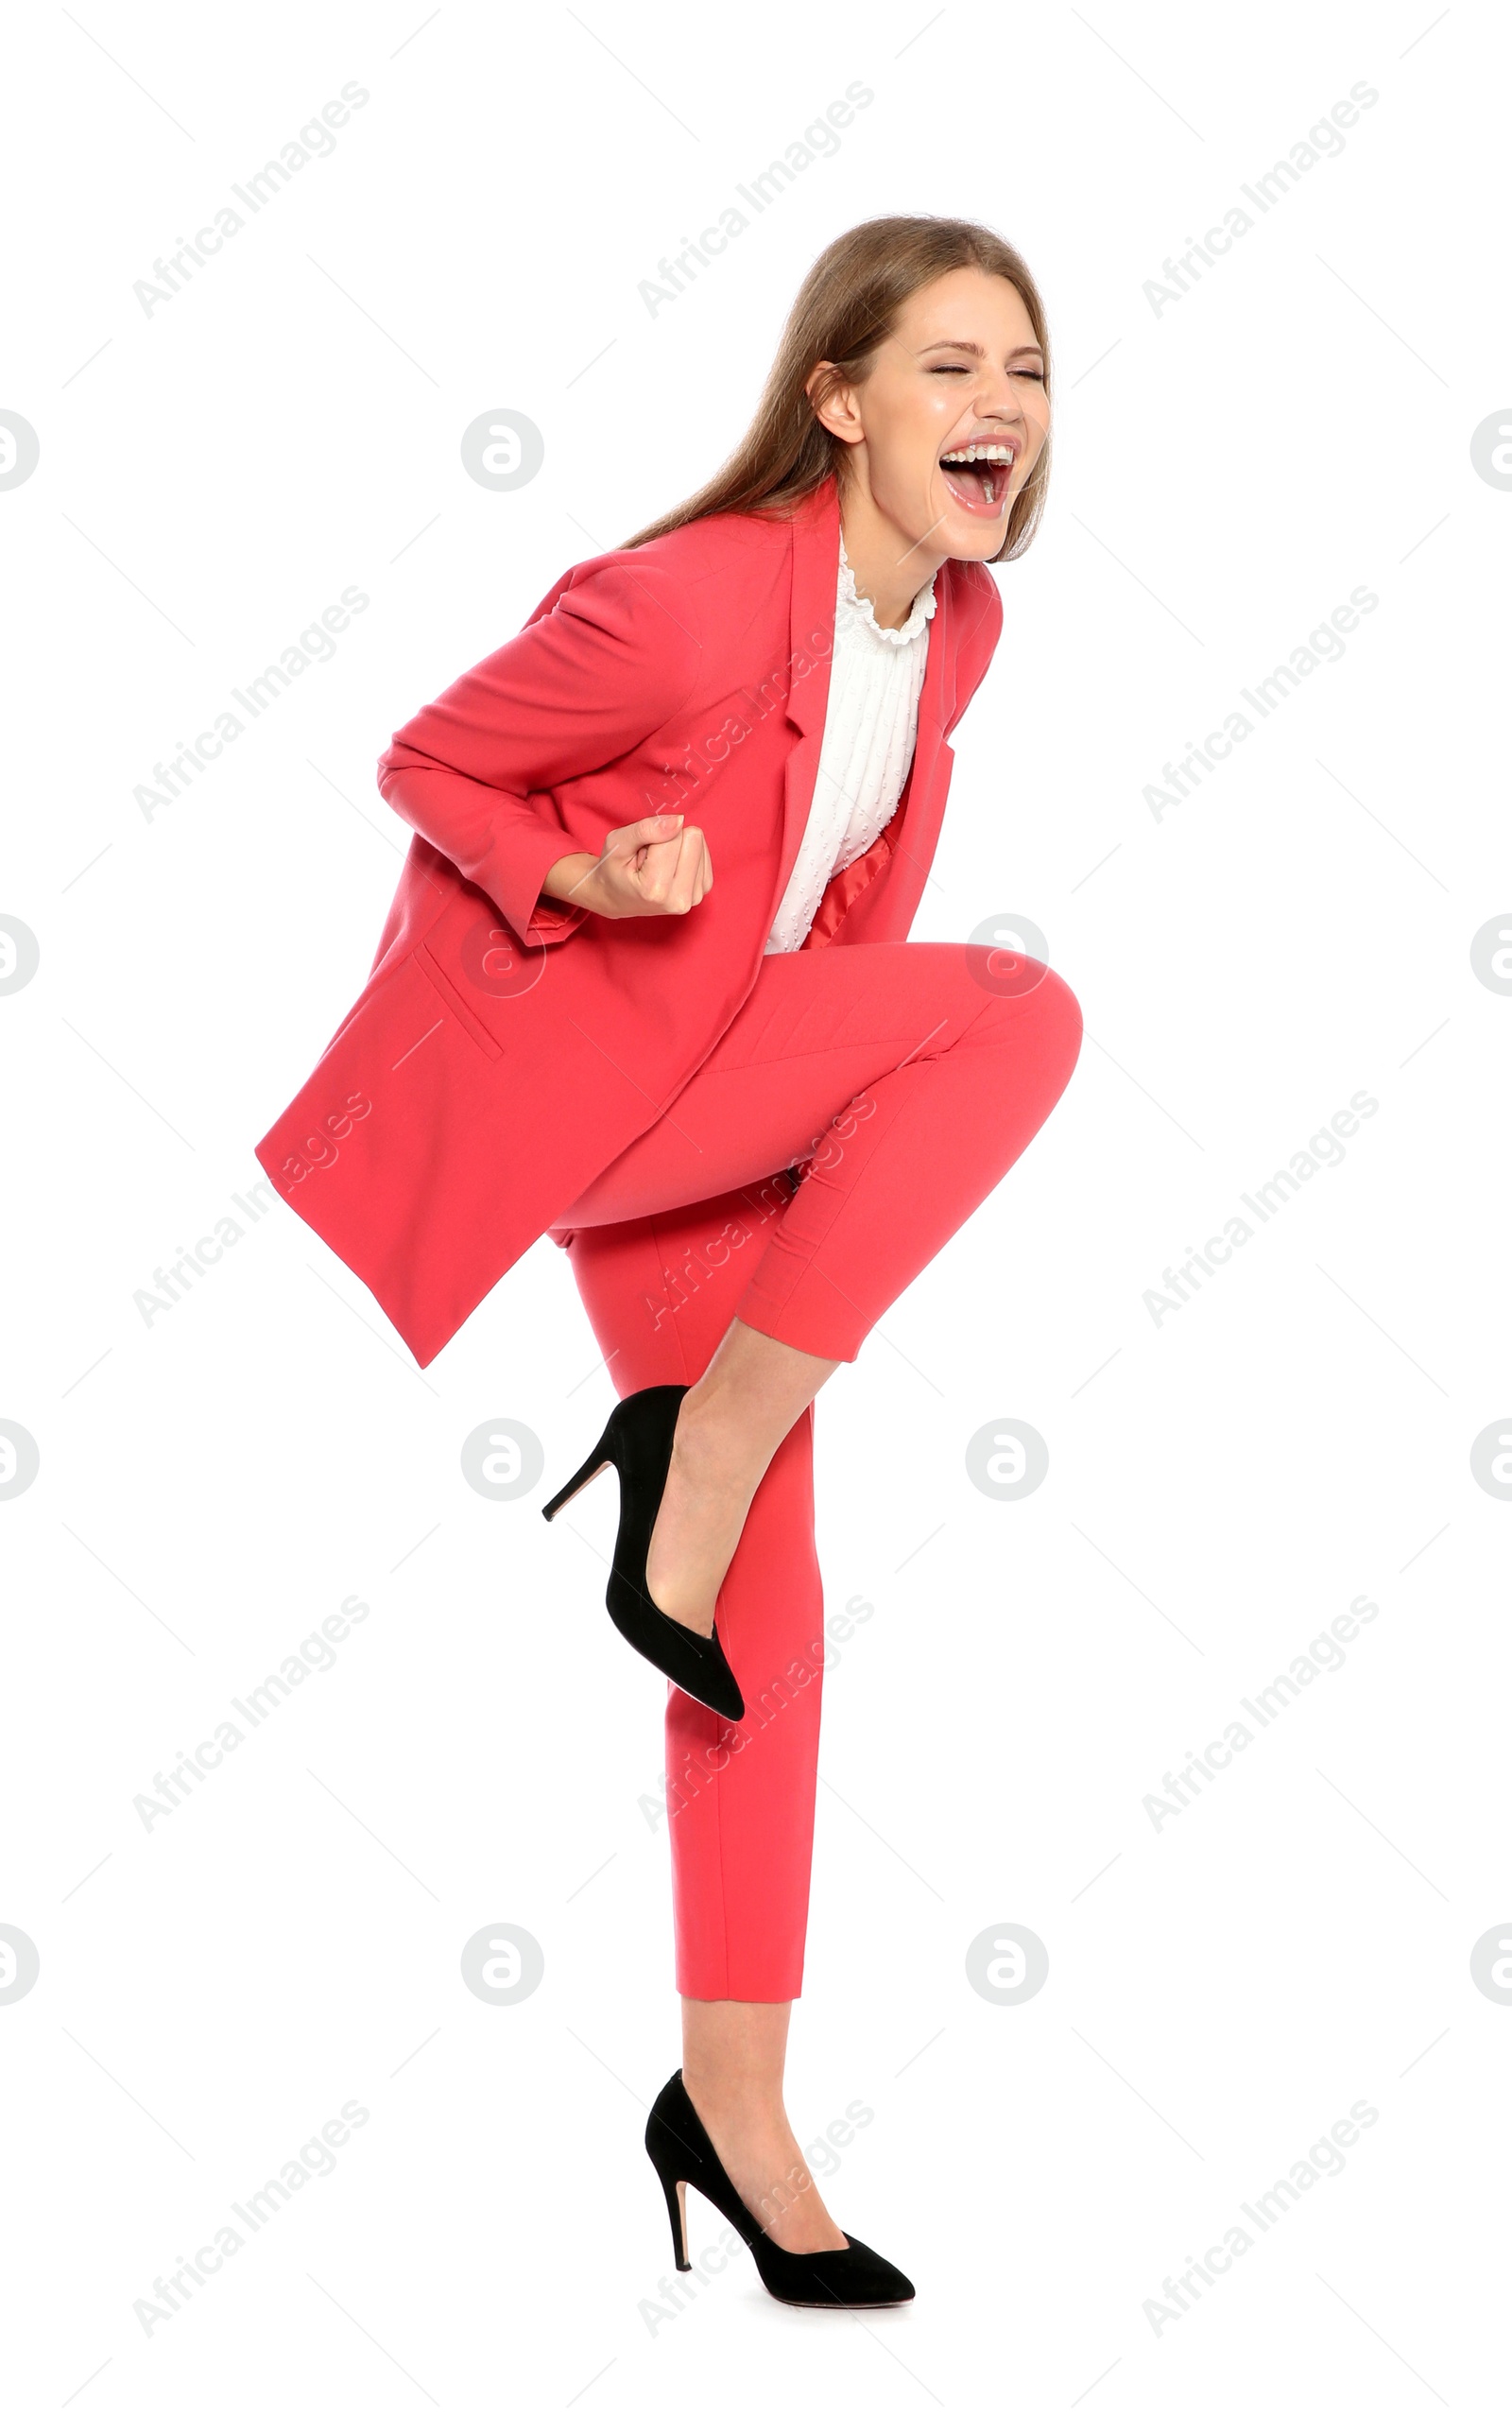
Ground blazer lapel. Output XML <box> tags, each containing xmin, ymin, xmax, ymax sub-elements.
<box><xmin>888</xmin><ymin>559</ymin><xmax>954</xmax><ymax>880</ymax></box>
<box><xmin>771</xmin><ymin>480</ymin><xmax>841</xmax><ymax>906</ymax></box>
<box><xmin>783</xmin><ymin>476</ymin><xmax>840</xmax><ymax>733</ymax></box>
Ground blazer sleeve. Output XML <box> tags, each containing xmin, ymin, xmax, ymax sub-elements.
<box><xmin>376</xmin><ymin>557</ymin><xmax>704</xmax><ymax>946</ymax></box>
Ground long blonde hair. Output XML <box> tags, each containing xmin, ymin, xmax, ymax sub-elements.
<box><xmin>624</xmin><ymin>215</ymin><xmax>1051</xmax><ymax>564</ymax></box>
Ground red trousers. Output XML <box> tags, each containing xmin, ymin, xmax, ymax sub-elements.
<box><xmin>552</xmin><ymin>941</ymin><xmax>1082</xmax><ymax>1999</ymax></box>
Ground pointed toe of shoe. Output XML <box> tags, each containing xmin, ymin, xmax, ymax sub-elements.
<box><xmin>701</xmin><ymin>1650</ymin><xmax>746</xmax><ymax>1721</ymax></box>
<box><xmin>758</xmin><ymin>2232</ymin><xmax>916</xmax><ymax>2309</ymax></box>
<box><xmin>679</xmin><ymin>1614</ymin><xmax>745</xmax><ymax>1717</ymax></box>
<box><xmin>607</xmin><ymin>1581</ymin><xmax>745</xmax><ymax>1719</ymax></box>
<box><xmin>833</xmin><ymin>2235</ymin><xmax>916</xmax><ymax>2304</ymax></box>
<box><xmin>669</xmin><ymin>1646</ymin><xmax>744</xmax><ymax>1722</ymax></box>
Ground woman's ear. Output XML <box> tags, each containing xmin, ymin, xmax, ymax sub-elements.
<box><xmin>805</xmin><ymin>364</ymin><xmax>864</xmax><ymax>449</ymax></box>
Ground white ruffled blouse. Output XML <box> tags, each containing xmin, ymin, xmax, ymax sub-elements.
<box><xmin>764</xmin><ymin>532</ymin><xmax>936</xmax><ymax>954</ymax></box>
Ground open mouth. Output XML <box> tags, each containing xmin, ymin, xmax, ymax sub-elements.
<box><xmin>938</xmin><ymin>441</ymin><xmax>1017</xmax><ymax>517</ymax></box>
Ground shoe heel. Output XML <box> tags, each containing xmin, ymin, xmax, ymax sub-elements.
<box><xmin>658</xmin><ymin>2171</ymin><xmax>691</xmax><ymax>2271</ymax></box>
<box><xmin>541</xmin><ymin>1441</ymin><xmax>613</xmax><ymax>1522</ymax></box>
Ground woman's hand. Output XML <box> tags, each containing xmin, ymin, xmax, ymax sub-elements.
<box><xmin>540</xmin><ymin>814</ymin><xmax>713</xmax><ymax>921</ymax></box>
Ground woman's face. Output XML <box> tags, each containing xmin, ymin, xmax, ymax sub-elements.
<box><xmin>811</xmin><ymin>266</ymin><xmax>1049</xmax><ymax>561</ymax></box>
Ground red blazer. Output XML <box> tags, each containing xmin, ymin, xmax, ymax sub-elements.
<box><xmin>254</xmin><ymin>475</ymin><xmax>1003</xmax><ymax>1366</ymax></box>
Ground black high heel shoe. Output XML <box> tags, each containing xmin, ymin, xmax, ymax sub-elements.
<box><xmin>541</xmin><ymin>1384</ymin><xmax>745</xmax><ymax>1720</ymax></box>
<box><xmin>645</xmin><ymin>2070</ymin><xmax>915</xmax><ymax>2310</ymax></box>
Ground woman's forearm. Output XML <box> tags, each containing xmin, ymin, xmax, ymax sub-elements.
<box><xmin>540</xmin><ymin>850</ymin><xmax>599</xmax><ymax>906</ymax></box>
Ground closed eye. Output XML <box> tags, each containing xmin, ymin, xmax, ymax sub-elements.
<box><xmin>928</xmin><ymin>362</ymin><xmax>1045</xmax><ymax>381</ymax></box>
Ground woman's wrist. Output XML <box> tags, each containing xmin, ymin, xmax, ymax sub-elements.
<box><xmin>540</xmin><ymin>850</ymin><xmax>598</xmax><ymax>907</ymax></box>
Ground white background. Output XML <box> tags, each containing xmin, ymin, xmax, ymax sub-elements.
<box><xmin>5</xmin><ymin>2</ymin><xmax>1509</xmax><ymax>2407</ymax></box>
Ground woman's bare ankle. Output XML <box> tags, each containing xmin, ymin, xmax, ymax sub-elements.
<box><xmin>680</xmin><ymin>1321</ymin><xmax>840</xmax><ymax>1479</ymax></box>
<box><xmin>681</xmin><ymin>2062</ymin><xmax>782</xmax><ymax>2126</ymax></box>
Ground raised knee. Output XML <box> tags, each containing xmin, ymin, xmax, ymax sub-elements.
<box><xmin>1037</xmin><ymin>966</ymin><xmax>1083</xmax><ymax>1079</ymax></box>
<box><xmin>979</xmin><ymin>958</ymin><xmax>1082</xmax><ymax>1084</ymax></box>
<box><xmin>985</xmin><ymin>956</ymin><xmax>1079</xmax><ymax>1029</ymax></box>
<box><xmin>1040</xmin><ymin>963</ymin><xmax>1082</xmax><ymax>1045</ymax></box>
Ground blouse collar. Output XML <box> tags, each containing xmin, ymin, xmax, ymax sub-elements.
<box><xmin>837</xmin><ymin>529</ymin><xmax>937</xmax><ymax>647</ymax></box>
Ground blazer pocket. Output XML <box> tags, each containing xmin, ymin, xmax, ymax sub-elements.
<box><xmin>413</xmin><ymin>941</ymin><xmax>504</xmax><ymax>1061</ymax></box>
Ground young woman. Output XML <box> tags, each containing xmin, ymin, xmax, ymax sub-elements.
<box><xmin>256</xmin><ymin>216</ymin><xmax>1082</xmax><ymax>2310</ymax></box>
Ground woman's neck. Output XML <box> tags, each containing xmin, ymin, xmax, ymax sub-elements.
<box><xmin>837</xmin><ymin>480</ymin><xmax>944</xmax><ymax>630</ymax></box>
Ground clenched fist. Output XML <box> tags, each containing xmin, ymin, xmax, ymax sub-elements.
<box><xmin>540</xmin><ymin>815</ymin><xmax>713</xmax><ymax>921</ymax></box>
